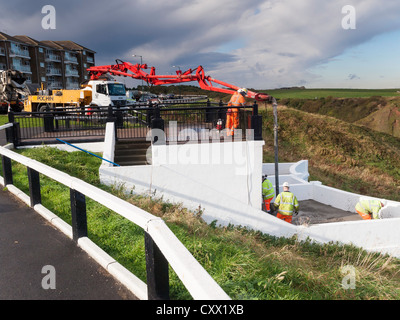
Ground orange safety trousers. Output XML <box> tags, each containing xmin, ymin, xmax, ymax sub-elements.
<box><xmin>226</xmin><ymin>108</ymin><xmax>239</xmax><ymax>136</ymax></box>
<box><xmin>276</xmin><ymin>213</ymin><xmax>293</xmax><ymax>224</ymax></box>
<box><xmin>263</xmin><ymin>197</ymin><xmax>273</xmax><ymax>211</ymax></box>
<box><xmin>356</xmin><ymin>209</ymin><xmax>372</xmax><ymax>220</ymax></box>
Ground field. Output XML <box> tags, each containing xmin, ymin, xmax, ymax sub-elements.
<box><xmin>261</xmin><ymin>88</ymin><xmax>400</xmax><ymax>99</ymax></box>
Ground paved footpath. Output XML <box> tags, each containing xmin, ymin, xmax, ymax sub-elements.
<box><xmin>0</xmin><ymin>188</ymin><xmax>138</xmax><ymax>300</ymax></box>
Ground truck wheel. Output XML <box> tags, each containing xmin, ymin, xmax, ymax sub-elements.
<box><xmin>39</xmin><ymin>103</ymin><xmax>51</xmax><ymax>112</ymax></box>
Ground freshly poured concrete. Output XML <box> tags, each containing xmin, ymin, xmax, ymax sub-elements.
<box><xmin>293</xmin><ymin>200</ymin><xmax>362</xmax><ymax>225</ymax></box>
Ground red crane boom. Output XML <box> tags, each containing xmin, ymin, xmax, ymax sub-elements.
<box><xmin>87</xmin><ymin>60</ymin><xmax>270</xmax><ymax>101</ymax></box>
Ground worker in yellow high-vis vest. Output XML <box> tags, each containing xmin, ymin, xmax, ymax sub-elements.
<box><xmin>273</xmin><ymin>182</ymin><xmax>299</xmax><ymax>224</ymax></box>
<box><xmin>262</xmin><ymin>175</ymin><xmax>275</xmax><ymax>213</ymax></box>
<box><xmin>355</xmin><ymin>197</ymin><xmax>386</xmax><ymax>220</ymax></box>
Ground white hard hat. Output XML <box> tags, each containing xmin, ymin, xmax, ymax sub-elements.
<box><xmin>238</xmin><ymin>88</ymin><xmax>248</xmax><ymax>95</ymax></box>
<box><xmin>283</xmin><ymin>182</ymin><xmax>289</xmax><ymax>187</ymax></box>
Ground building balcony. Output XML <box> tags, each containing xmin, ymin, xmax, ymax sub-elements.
<box><xmin>66</xmin><ymin>81</ymin><xmax>79</xmax><ymax>89</ymax></box>
<box><xmin>64</xmin><ymin>53</ymin><xmax>78</xmax><ymax>64</ymax></box>
<box><xmin>86</xmin><ymin>56</ymin><xmax>94</xmax><ymax>63</ymax></box>
<box><xmin>65</xmin><ymin>69</ymin><xmax>79</xmax><ymax>77</ymax></box>
<box><xmin>12</xmin><ymin>64</ymin><xmax>32</xmax><ymax>74</ymax></box>
<box><xmin>10</xmin><ymin>49</ymin><xmax>30</xmax><ymax>59</ymax></box>
<box><xmin>0</xmin><ymin>63</ymin><xmax>6</xmax><ymax>70</ymax></box>
<box><xmin>46</xmin><ymin>68</ymin><xmax>62</xmax><ymax>76</ymax></box>
<box><xmin>45</xmin><ymin>54</ymin><xmax>62</xmax><ymax>62</ymax></box>
<box><xmin>0</xmin><ymin>48</ymin><xmax>5</xmax><ymax>56</ymax></box>
<box><xmin>48</xmin><ymin>81</ymin><xmax>63</xmax><ymax>89</ymax></box>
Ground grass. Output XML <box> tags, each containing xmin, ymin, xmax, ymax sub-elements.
<box><xmin>260</xmin><ymin>103</ymin><xmax>400</xmax><ymax>201</ymax></box>
<box><xmin>260</xmin><ymin>88</ymin><xmax>400</xmax><ymax>99</ymax></box>
<box><xmin>3</xmin><ymin>146</ymin><xmax>400</xmax><ymax>300</ymax></box>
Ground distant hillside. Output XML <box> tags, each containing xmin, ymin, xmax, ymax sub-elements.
<box><xmin>260</xmin><ymin>105</ymin><xmax>400</xmax><ymax>202</ymax></box>
<box><xmin>279</xmin><ymin>96</ymin><xmax>400</xmax><ymax>138</ymax></box>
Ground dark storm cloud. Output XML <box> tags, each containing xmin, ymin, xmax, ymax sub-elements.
<box><xmin>2</xmin><ymin>0</ymin><xmax>400</xmax><ymax>88</ymax></box>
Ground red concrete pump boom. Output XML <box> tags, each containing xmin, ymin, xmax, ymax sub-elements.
<box><xmin>87</xmin><ymin>59</ymin><xmax>270</xmax><ymax>101</ymax></box>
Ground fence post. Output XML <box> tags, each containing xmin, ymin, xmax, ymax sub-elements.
<box><xmin>144</xmin><ymin>232</ymin><xmax>170</xmax><ymax>300</ymax></box>
<box><xmin>151</xmin><ymin>106</ymin><xmax>165</xmax><ymax>145</ymax></box>
<box><xmin>107</xmin><ymin>105</ymin><xmax>118</xmax><ymax>140</ymax></box>
<box><xmin>1</xmin><ymin>156</ymin><xmax>13</xmax><ymax>185</ymax></box>
<box><xmin>115</xmin><ymin>107</ymin><xmax>124</xmax><ymax>129</ymax></box>
<box><xmin>27</xmin><ymin>167</ymin><xmax>41</xmax><ymax>207</ymax></box>
<box><xmin>6</xmin><ymin>112</ymin><xmax>21</xmax><ymax>147</ymax></box>
<box><xmin>43</xmin><ymin>105</ymin><xmax>55</xmax><ymax>132</ymax></box>
<box><xmin>205</xmin><ymin>99</ymin><xmax>213</xmax><ymax>123</ymax></box>
<box><xmin>6</xmin><ymin>112</ymin><xmax>14</xmax><ymax>144</ymax></box>
<box><xmin>251</xmin><ymin>101</ymin><xmax>263</xmax><ymax>141</ymax></box>
<box><xmin>70</xmin><ymin>189</ymin><xmax>88</xmax><ymax>241</ymax></box>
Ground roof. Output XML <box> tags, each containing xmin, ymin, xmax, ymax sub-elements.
<box><xmin>40</xmin><ymin>40</ymin><xmax>66</xmax><ymax>50</ymax></box>
<box><xmin>0</xmin><ymin>32</ymin><xmax>28</xmax><ymax>44</ymax></box>
<box><xmin>0</xmin><ymin>32</ymin><xmax>96</xmax><ymax>54</ymax></box>
<box><xmin>54</xmin><ymin>41</ymin><xmax>96</xmax><ymax>53</ymax></box>
<box><xmin>13</xmin><ymin>35</ymin><xmax>49</xmax><ymax>48</ymax></box>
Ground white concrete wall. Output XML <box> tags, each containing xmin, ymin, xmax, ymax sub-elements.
<box><xmin>299</xmin><ymin>218</ymin><xmax>400</xmax><ymax>257</ymax></box>
<box><xmin>100</xmin><ymin>139</ymin><xmax>266</xmax><ymax>222</ymax></box>
<box><xmin>98</xmin><ymin>123</ymin><xmax>400</xmax><ymax>258</ymax></box>
<box><xmin>150</xmin><ymin>140</ymin><xmax>265</xmax><ymax>209</ymax></box>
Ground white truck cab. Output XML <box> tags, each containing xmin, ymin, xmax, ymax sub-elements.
<box><xmin>88</xmin><ymin>79</ymin><xmax>127</xmax><ymax>107</ymax></box>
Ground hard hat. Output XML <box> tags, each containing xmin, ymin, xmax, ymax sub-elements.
<box><xmin>283</xmin><ymin>182</ymin><xmax>289</xmax><ymax>187</ymax></box>
<box><xmin>238</xmin><ymin>88</ymin><xmax>248</xmax><ymax>95</ymax></box>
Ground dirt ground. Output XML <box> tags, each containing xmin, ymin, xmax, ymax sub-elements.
<box><xmin>269</xmin><ymin>199</ymin><xmax>362</xmax><ymax>226</ymax></box>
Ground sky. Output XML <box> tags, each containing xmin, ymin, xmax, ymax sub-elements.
<box><xmin>1</xmin><ymin>0</ymin><xmax>400</xmax><ymax>90</ymax></box>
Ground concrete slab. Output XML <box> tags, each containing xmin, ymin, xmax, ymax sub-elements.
<box><xmin>265</xmin><ymin>199</ymin><xmax>362</xmax><ymax>226</ymax></box>
<box><xmin>294</xmin><ymin>200</ymin><xmax>362</xmax><ymax>225</ymax></box>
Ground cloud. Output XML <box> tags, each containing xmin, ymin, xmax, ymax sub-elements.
<box><xmin>348</xmin><ymin>74</ymin><xmax>360</xmax><ymax>80</ymax></box>
<box><xmin>1</xmin><ymin>0</ymin><xmax>400</xmax><ymax>89</ymax></box>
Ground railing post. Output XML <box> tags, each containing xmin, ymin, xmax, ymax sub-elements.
<box><xmin>70</xmin><ymin>189</ymin><xmax>88</xmax><ymax>241</ymax></box>
<box><xmin>107</xmin><ymin>105</ymin><xmax>118</xmax><ymax>140</ymax></box>
<box><xmin>115</xmin><ymin>107</ymin><xmax>124</xmax><ymax>129</ymax></box>
<box><xmin>43</xmin><ymin>105</ymin><xmax>55</xmax><ymax>132</ymax></box>
<box><xmin>151</xmin><ymin>106</ymin><xmax>165</xmax><ymax>145</ymax></box>
<box><xmin>146</xmin><ymin>101</ymin><xmax>154</xmax><ymax>127</ymax></box>
<box><xmin>6</xmin><ymin>112</ymin><xmax>21</xmax><ymax>147</ymax></box>
<box><xmin>1</xmin><ymin>156</ymin><xmax>13</xmax><ymax>185</ymax></box>
<box><xmin>205</xmin><ymin>99</ymin><xmax>213</xmax><ymax>123</ymax></box>
<box><xmin>27</xmin><ymin>167</ymin><xmax>41</xmax><ymax>207</ymax></box>
<box><xmin>251</xmin><ymin>101</ymin><xmax>263</xmax><ymax>141</ymax></box>
<box><xmin>144</xmin><ymin>232</ymin><xmax>170</xmax><ymax>300</ymax></box>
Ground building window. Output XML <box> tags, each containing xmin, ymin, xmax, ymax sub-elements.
<box><xmin>40</xmin><ymin>62</ymin><xmax>45</xmax><ymax>68</ymax></box>
<box><xmin>39</xmin><ymin>47</ymin><xmax>44</xmax><ymax>53</ymax></box>
<box><xmin>41</xmin><ymin>77</ymin><xmax>46</xmax><ymax>82</ymax></box>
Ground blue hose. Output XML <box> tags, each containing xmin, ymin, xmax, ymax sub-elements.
<box><xmin>56</xmin><ymin>138</ymin><xmax>120</xmax><ymax>167</ymax></box>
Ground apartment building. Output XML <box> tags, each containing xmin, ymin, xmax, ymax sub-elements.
<box><xmin>0</xmin><ymin>32</ymin><xmax>95</xmax><ymax>89</ymax></box>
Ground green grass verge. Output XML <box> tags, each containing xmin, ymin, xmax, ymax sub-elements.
<box><xmin>3</xmin><ymin>146</ymin><xmax>400</xmax><ymax>300</ymax></box>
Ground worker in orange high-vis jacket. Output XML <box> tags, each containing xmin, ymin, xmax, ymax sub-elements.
<box><xmin>226</xmin><ymin>88</ymin><xmax>247</xmax><ymax>136</ymax></box>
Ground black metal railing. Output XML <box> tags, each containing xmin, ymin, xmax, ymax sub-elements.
<box><xmin>7</xmin><ymin>100</ymin><xmax>263</xmax><ymax>146</ymax></box>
